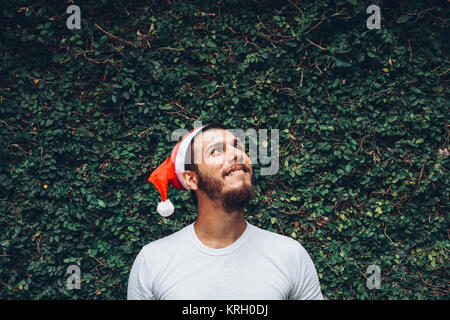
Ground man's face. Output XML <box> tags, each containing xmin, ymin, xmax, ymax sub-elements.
<box><xmin>191</xmin><ymin>128</ymin><xmax>255</xmax><ymax>213</ymax></box>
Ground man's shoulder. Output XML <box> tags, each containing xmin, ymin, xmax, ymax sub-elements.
<box><xmin>249</xmin><ymin>222</ymin><xmax>302</xmax><ymax>252</ymax></box>
<box><xmin>248</xmin><ymin>222</ymin><xmax>313</xmax><ymax>271</ymax></box>
<box><xmin>140</xmin><ymin>223</ymin><xmax>192</xmax><ymax>256</ymax></box>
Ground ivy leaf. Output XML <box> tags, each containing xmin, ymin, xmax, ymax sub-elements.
<box><xmin>98</xmin><ymin>199</ymin><xmax>106</xmax><ymax>208</ymax></box>
<box><xmin>334</xmin><ymin>57</ymin><xmax>351</xmax><ymax>68</ymax></box>
<box><xmin>396</xmin><ymin>15</ymin><xmax>412</xmax><ymax>23</ymax></box>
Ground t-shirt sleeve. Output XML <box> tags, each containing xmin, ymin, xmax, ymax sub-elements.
<box><xmin>127</xmin><ymin>248</ymin><xmax>155</xmax><ymax>300</ymax></box>
<box><xmin>290</xmin><ymin>242</ymin><xmax>323</xmax><ymax>300</ymax></box>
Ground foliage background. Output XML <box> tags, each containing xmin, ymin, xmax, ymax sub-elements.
<box><xmin>0</xmin><ymin>0</ymin><xmax>448</xmax><ymax>299</ymax></box>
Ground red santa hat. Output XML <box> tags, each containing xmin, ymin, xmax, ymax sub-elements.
<box><xmin>148</xmin><ymin>126</ymin><xmax>205</xmax><ymax>217</ymax></box>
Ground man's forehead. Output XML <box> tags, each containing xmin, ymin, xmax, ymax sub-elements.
<box><xmin>192</xmin><ymin>128</ymin><xmax>235</xmax><ymax>151</ymax></box>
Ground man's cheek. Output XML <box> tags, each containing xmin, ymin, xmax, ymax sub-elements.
<box><xmin>210</xmin><ymin>157</ymin><xmax>225</xmax><ymax>166</ymax></box>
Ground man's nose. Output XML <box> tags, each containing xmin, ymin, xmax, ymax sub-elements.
<box><xmin>226</xmin><ymin>144</ymin><xmax>244</xmax><ymax>163</ymax></box>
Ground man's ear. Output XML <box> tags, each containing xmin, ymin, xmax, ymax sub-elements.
<box><xmin>182</xmin><ymin>170</ymin><xmax>198</xmax><ymax>191</ymax></box>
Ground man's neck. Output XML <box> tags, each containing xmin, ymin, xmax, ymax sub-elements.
<box><xmin>194</xmin><ymin>200</ymin><xmax>247</xmax><ymax>249</ymax></box>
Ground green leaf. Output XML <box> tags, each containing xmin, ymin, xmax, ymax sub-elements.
<box><xmin>98</xmin><ymin>199</ymin><xmax>106</xmax><ymax>208</ymax></box>
<box><xmin>396</xmin><ymin>15</ymin><xmax>412</xmax><ymax>23</ymax></box>
<box><xmin>334</xmin><ymin>57</ymin><xmax>351</xmax><ymax>68</ymax></box>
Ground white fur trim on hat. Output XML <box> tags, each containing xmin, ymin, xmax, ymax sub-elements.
<box><xmin>174</xmin><ymin>126</ymin><xmax>205</xmax><ymax>190</ymax></box>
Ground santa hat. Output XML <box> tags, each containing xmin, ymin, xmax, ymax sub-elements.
<box><xmin>148</xmin><ymin>126</ymin><xmax>205</xmax><ymax>217</ymax></box>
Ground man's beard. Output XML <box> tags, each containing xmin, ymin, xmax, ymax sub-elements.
<box><xmin>196</xmin><ymin>168</ymin><xmax>255</xmax><ymax>213</ymax></box>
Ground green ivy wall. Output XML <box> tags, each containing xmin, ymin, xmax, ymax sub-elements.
<box><xmin>0</xmin><ymin>0</ymin><xmax>448</xmax><ymax>299</ymax></box>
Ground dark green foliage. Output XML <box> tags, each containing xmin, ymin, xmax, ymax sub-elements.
<box><xmin>0</xmin><ymin>0</ymin><xmax>448</xmax><ymax>299</ymax></box>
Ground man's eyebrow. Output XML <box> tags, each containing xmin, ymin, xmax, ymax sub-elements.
<box><xmin>204</xmin><ymin>138</ymin><xmax>244</xmax><ymax>154</ymax></box>
<box><xmin>204</xmin><ymin>141</ymin><xmax>223</xmax><ymax>154</ymax></box>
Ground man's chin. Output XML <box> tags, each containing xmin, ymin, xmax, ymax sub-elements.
<box><xmin>221</xmin><ymin>184</ymin><xmax>255</xmax><ymax>213</ymax></box>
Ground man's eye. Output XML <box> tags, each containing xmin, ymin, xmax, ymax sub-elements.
<box><xmin>210</xmin><ymin>147</ymin><xmax>222</xmax><ymax>155</ymax></box>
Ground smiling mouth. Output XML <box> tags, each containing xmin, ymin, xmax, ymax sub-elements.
<box><xmin>227</xmin><ymin>169</ymin><xmax>246</xmax><ymax>176</ymax></box>
<box><xmin>225</xmin><ymin>166</ymin><xmax>249</xmax><ymax>177</ymax></box>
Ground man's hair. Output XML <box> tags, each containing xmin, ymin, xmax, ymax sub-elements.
<box><xmin>184</xmin><ymin>122</ymin><xmax>227</xmax><ymax>206</ymax></box>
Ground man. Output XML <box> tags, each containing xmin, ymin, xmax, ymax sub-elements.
<box><xmin>127</xmin><ymin>124</ymin><xmax>323</xmax><ymax>300</ymax></box>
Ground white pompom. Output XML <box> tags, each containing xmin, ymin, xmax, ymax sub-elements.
<box><xmin>157</xmin><ymin>199</ymin><xmax>174</xmax><ymax>217</ymax></box>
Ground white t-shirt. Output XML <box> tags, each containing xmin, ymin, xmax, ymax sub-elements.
<box><xmin>127</xmin><ymin>220</ymin><xmax>323</xmax><ymax>300</ymax></box>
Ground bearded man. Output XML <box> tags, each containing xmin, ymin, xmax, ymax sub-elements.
<box><xmin>127</xmin><ymin>124</ymin><xmax>323</xmax><ymax>300</ymax></box>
